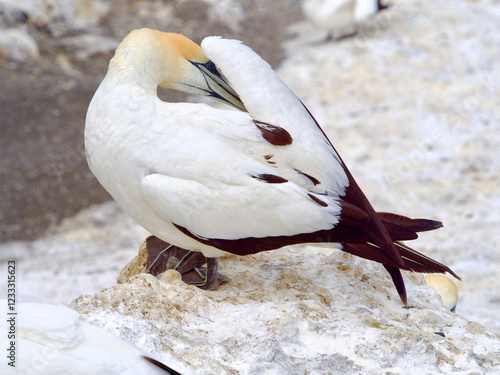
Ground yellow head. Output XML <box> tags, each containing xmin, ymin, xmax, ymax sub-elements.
<box><xmin>110</xmin><ymin>28</ymin><xmax>244</xmax><ymax>110</ymax></box>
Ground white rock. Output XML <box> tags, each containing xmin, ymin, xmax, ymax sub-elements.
<box><xmin>0</xmin><ymin>27</ymin><xmax>39</xmax><ymax>61</ymax></box>
<box><xmin>69</xmin><ymin>250</ymin><xmax>500</xmax><ymax>374</ymax></box>
<box><xmin>0</xmin><ymin>202</ymin><xmax>148</xmax><ymax>305</ymax></box>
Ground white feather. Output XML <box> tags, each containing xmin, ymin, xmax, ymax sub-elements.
<box><xmin>302</xmin><ymin>0</ymin><xmax>382</xmax><ymax>35</ymax></box>
<box><xmin>141</xmin><ymin>173</ymin><xmax>340</xmax><ymax>239</ymax></box>
<box><xmin>0</xmin><ymin>300</ymin><xmax>175</xmax><ymax>374</ymax></box>
<box><xmin>202</xmin><ymin>36</ymin><xmax>349</xmax><ymax>194</ymax></box>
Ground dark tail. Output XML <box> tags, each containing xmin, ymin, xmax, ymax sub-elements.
<box><xmin>342</xmin><ymin>240</ymin><xmax>460</xmax><ymax>305</ymax></box>
<box><xmin>142</xmin><ymin>355</ymin><xmax>182</xmax><ymax>375</ymax></box>
<box><xmin>376</xmin><ymin>212</ymin><xmax>443</xmax><ymax>241</ymax></box>
<box><xmin>341</xmin><ymin>212</ymin><xmax>459</xmax><ymax>305</ymax></box>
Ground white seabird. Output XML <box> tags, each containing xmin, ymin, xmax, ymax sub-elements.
<box><xmin>0</xmin><ymin>300</ymin><xmax>181</xmax><ymax>374</ymax></box>
<box><xmin>302</xmin><ymin>0</ymin><xmax>389</xmax><ymax>40</ymax></box>
<box><xmin>85</xmin><ymin>29</ymin><xmax>459</xmax><ymax>305</ymax></box>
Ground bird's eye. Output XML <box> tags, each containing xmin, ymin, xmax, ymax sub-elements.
<box><xmin>189</xmin><ymin>60</ymin><xmax>222</xmax><ymax>78</ymax></box>
<box><xmin>203</xmin><ymin>61</ymin><xmax>222</xmax><ymax>78</ymax></box>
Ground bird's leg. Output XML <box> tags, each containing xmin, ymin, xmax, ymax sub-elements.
<box><xmin>198</xmin><ymin>257</ymin><xmax>220</xmax><ymax>290</ymax></box>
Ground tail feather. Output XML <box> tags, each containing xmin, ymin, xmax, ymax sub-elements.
<box><xmin>394</xmin><ymin>241</ymin><xmax>460</xmax><ymax>279</ymax></box>
<box><xmin>343</xmin><ymin>241</ymin><xmax>460</xmax><ymax>277</ymax></box>
<box><xmin>365</xmin><ymin>212</ymin><xmax>405</xmax><ymax>266</ymax></box>
<box><xmin>377</xmin><ymin>212</ymin><xmax>443</xmax><ymax>241</ymax></box>
<box><xmin>383</xmin><ymin>265</ymin><xmax>407</xmax><ymax>305</ymax></box>
<box><xmin>142</xmin><ymin>355</ymin><xmax>182</xmax><ymax>375</ymax></box>
<box><xmin>342</xmin><ymin>241</ymin><xmax>460</xmax><ymax>304</ymax></box>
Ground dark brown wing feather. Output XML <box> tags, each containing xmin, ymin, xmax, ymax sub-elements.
<box><xmin>173</xmin><ymin>222</ymin><xmax>372</xmax><ymax>256</ymax></box>
<box><xmin>342</xmin><ymin>242</ymin><xmax>458</xmax><ymax>276</ymax></box>
<box><xmin>342</xmin><ymin>241</ymin><xmax>460</xmax><ymax>304</ymax></box>
<box><xmin>377</xmin><ymin>212</ymin><xmax>443</xmax><ymax>241</ymax></box>
<box><xmin>142</xmin><ymin>355</ymin><xmax>182</xmax><ymax>375</ymax></box>
<box><xmin>383</xmin><ymin>265</ymin><xmax>407</xmax><ymax>305</ymax></box>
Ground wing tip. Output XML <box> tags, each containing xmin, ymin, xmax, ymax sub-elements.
<box><xmin>142</xmin><ymin>355</ymin><xmax>182</xmax><ymax>375</ymax></box>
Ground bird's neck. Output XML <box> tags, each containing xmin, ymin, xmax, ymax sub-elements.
<box><xmin>108</xmin><ymin>53</ymin><xmax>163</xmax><ymax>93</ymax></box>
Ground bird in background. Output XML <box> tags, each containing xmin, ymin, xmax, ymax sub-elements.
<box><xmin>0</xmin><ymin>300</ymin><xmax>182</xmax><ymax>375</ymax></box>
<box><xmin>425</xmin><ymin>275</ymin><xmax>459</xmax><ymax>312</ymax></box>
<box><xmin>85</xmin><ymin>28</ymin><xmax>459</xmax><ymax>305</ymax></box>
<box><xmin>301</xmin><ymin>0</ymin><xmax>390</xmax><ymax>40</ymax></box>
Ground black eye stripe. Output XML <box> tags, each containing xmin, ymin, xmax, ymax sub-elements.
<box><xmin>190</xmin><ymin>60</ymin><xmax>222</xmax><ymax>78</ymax></box>
<box><xmin>204</xmin><ymin>61</ymin><xmax>218</xmax><ymax>74</ymax></box>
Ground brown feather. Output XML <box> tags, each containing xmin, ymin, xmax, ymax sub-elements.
<box><xmin>294</xmin><ymin>168</ymin><xmax>321</xmax><ymax>185</ymax></box>
<box><xmin>254</xmin><ymin>120</ymin><xmax>293</xmax><ymax>146</ymax></box>
<box><xmin>142</xmin><ymin>355</ymin><xmax>182</xmax><ymax>375</ymax></box>
<box><xmin>377</xmin><ymin>212</ymin><xmax>443</xmax><ymax>241</ymax></box>
<box><xmin>252</xmin><ymin>173</ymin><xmax>288</xmax><ymax>184</ymax></box>
<box><xmin>338</xmin><ymin>200</ymin><xmax>370</xmax><ymax>227</ymax></box>
<box><xmin>342</xmin><ymin>241</ymin><xmax>460</xmax><ymax>303</ymax></box>
<box><xmin>377</xmin><ymin>212</ymin><xmax>443</xmax><ymax>232</ymax></box>
<box><xmin>383</xmin><ymin>265</ymin><xmax>407</xmax><ymax>305</ymax></box>
<box><xmin>308</xmin><ymin>193</ymin><xmax>328</xmax><ymax>207</ymax></box>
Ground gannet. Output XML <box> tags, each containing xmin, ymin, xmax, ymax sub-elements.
<box><xmin>85</xmin><ymin>28</ymin><xmax>459</xmax><ymax>305</ymax></box>
<box><xmin>302</xmin><ymin>0</ymin><xmax>389</xmax><ymax>40</ymax></box>
<box><xmin>0</xmin><ymin>300</ymin><xmax>181</xmax><ymax>374</ymax></box>
<box><xmin>424</xmin><ymin>275</ymin><xmax>459</xmax><ymax>312</ymax></box>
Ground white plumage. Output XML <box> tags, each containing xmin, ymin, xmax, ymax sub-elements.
<box><xmin>201</xmin><ymin>36</ymin><xmax>348</xmax><ymax>193</ymax></box>
<box><xmin>85</xmin><ymin>30</ymin><xmax>344</xmax><ymax>258</ymax></box>
<box><xmin>85</xmin><ymin>29</ymin><xmax>458</xmax><ymax>302</ymax></box>
<box><xmin>0</xmin><ymin>300</ymin><xmax>180</xmax><ymax>374</ymax></box>
<box><xmin>302</xmin><ymin>0</ymin><xmax>388</xmax><ymax>39</ymax></box>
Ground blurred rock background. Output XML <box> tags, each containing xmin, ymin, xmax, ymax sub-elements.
<box><xmin>0</xmin><ymin>0</ymin><xmax>301</xmax><ymax>242</ymax></box>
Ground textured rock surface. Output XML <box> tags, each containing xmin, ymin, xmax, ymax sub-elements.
<box><xmin>117</xmin><ymin>240</ymin><xmax>149</xmax><ymax>284</ymax></box>
<box><xmin>70</xmin><ymin>249</ymin><xmax>500</xmax><ymax>374</ymax></box>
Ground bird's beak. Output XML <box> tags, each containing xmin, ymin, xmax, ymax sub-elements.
<box><xmin>190</xmin><ymin>60</ymin><xmax>246</xmax><ymax>112</ymax></box>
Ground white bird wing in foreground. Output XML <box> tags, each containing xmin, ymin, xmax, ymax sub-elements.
<box><xmin>0</xmin><ymin>300</ymin><xmax>180</xmax><ymax>374</ymax></box>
